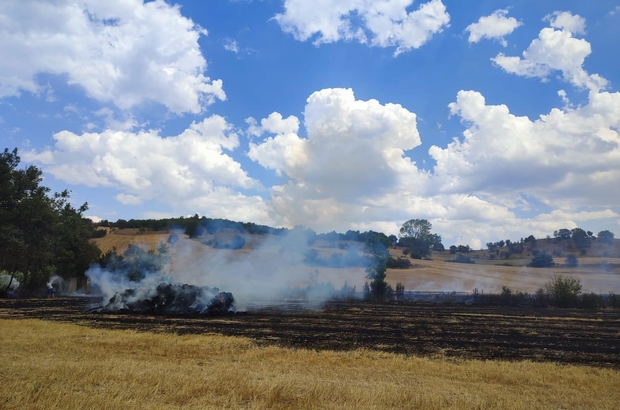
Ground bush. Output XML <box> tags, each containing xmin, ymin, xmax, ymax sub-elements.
<box><xmin>395</xmin><ymin>282</ymin><xmax>405</xmax><ymax>300</ymax></box>
<box><xmin>534</xmin><ymin>287</ymin><xmax>549</xmax><ymax>307</ymax></box>
<box><xmin>564</xmin><ymin>254</ymin><xmax>578</xmax><ymax>267</ymax></box>
<box><xmin>446</xmin><ymin>254</ymin><xmax>475</xmax><ymax>264</ymax></box>
<box><xmin>544</xmin><ymin>275</ymin><xmax>582</xmax><ymax>307</ymax></box>
<box><xmin>212</xmin><ymin>235</ymin><xmax>246</xmax><ymax>250</ymax></box>
<box><xmin>580</xmin><ymin>292</ymin><xmax>605</xmax><ymax>309</ymax></box>
<box><xmin>386</xmin><ymin>256</ymin><xmax>412</xmax><ymax>269</ymax></box>
<box><xmin>609</xmin><ymin>293</ymin><xmax>620</xmax><ymax>309</ymax></box>
<box><xmin>528</xmin><ymin>252</ymin><xmax>554</xmax><ymax>268</ymax></box>
<box><xmin>228</xmin><ymin>235</ymin><xmax>246</xmax><ymax>250</ymax></box>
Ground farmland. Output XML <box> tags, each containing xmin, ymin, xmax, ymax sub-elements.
<box><xmin>3</xmin><ymin>230</ymin><xmax>620</xmax><ymax>409</ymax></box>
<box><xmin>1</xmin><ymin>297</ymin><xmax>619</xmax><ymax>368</ymax></box>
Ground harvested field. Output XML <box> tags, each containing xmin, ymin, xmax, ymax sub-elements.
<box><xmin>1</xmin><ymin>297</ymin><xmax>619</xmax><ymax>368</ymax></box>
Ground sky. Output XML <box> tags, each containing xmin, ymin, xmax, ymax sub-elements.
<box><xmin>1</xmin><ymin>0</ymin><xmax>620</xmax><ymax>249</ymax></box>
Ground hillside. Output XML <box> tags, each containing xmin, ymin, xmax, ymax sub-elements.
<box><xmin>91</xmin><ymin>229</ymin><xmax>620</xmax><ymax>295</ymax></box>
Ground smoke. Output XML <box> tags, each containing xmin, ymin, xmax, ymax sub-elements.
<box><xmin>49</xmin><ymin>275</ymin><xmax>67</xmax><ymax>294</ymax></box>
<box><xmin>86</xmin><ymin>227</ymin><xmax>370</xmax><ymax>311</ymax></box>
<box><xmin>0</xmin><ymin>274</ymin><xmax>19</xmax><ymax>291</ymax></box>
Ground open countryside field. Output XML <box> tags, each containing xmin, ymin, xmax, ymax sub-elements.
<box><xmin>92</xmin><ymin>230</ymin><xmax>620</xmax><ymax>294</ymax></box>
<box><xmin>2</xmin><ymin>231</ymin><xmax>619</xmax><ymax>409</ymax></box>
<box><xmin>1</xmin><ymin>298</ymin><xmax>619</xmax><ymax>409</ymax></box>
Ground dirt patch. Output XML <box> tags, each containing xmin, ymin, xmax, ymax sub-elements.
<box><xmin>1</xmin><ymin>297</ymin><xmax>619</xmax><ymax>368</ymax></box>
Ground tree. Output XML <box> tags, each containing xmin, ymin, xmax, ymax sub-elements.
<box><xmin>365</xmin><ymin>258</ymin><xmax>389</xmax><ymax>301</ymax></box>
<box><xmin>570</xmin><ymin>228</ymin><xmax>590</xmax><ymax>248</ymax></box>
<box><xmin>528</xmin><ymin>252</ymin><xmax>554</xmax><ymax>268</ymax></box>
<box><xmin>0</xmin><ymin>148</ymin><xmax>100</xmax><ymax>292</ymax></box>
<box><xmin>598</xmin><ymin>230</ymin><xmax>615</xmax><ymax>245</ymax></box>
<box><xmin>398</xmin><ymin>219</ymin><xmax>443</xmax><ymax>259</ymax></box>
<box><xmin>365</xmin><ymin>233</ymin><xmax>390</xmax><ymax>301</ymax></box>
<box><xmin>554</xmin><ymin>229</ymin><xmax>571</xmax><ymax>240</ymax></box>
<box><xmin>544</xmin><ymin>275</ymin><xmax>582</xmax><ymax>307</ymax></box>
<box><xmin>564</xmin><ymin>254</ymin><xmax>578</xmax><ymax>267</ymax></box>
<box><xmin>399</xmin><ymin>218</ymin><xmax>432</xmax><ymax>240</ymax></box>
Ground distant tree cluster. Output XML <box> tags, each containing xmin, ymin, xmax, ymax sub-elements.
<box><xmin>0</xmin><ymin>148</ymin><xmax>101</xmax><ymax>293</ymax></box>
<box><xmin>449</xmin><ymin>245</ymin><xmax>471</xmax><ymax>254</ymax></box>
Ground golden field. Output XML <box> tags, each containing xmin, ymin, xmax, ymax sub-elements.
<box><xmin>1</xmin><ymin>319</ymin><xmax>619</xmax><ymax>410</ymax></box>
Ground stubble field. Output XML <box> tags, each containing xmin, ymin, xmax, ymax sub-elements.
<box><xmin>1</xmin><ymin>297</ymin><xmax>620</xmax><ymax>409</ymax></box>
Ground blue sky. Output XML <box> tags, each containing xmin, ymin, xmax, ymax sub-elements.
<box><xmin>2</xmin><ymin>0</ymin><xmax>620</xmax><ymax>248</ymax></box>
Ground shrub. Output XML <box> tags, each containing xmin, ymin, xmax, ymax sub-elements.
<box><xmin>212</xmin><ymin>235</ymin><xmax>246</xmax><ymax>250</ymax></box>
<box><xmin>386</xmin><ymin>256</ymin><xmax>412</xmax><ymax>269</ymax></box>
<box><xmin>544</xmin><ymin>275</ymin><xmax>582</xmax><ymax>307</ymax></box>
<box><xmin>528</xmin><ymin>252</ymin><xmax>554</xmax><ymax>268</ymax></box>
<box><xmin>446</xmin><ymin>254</ymin><xmax>475</xmax><ymax>264</ymax></box>
<box><xmin>564</xmin><ymin>254</ymin><xmax>578</xmax><ymax>267</ymax></box>
<box><xmin>609</xmin><ymin>293</ymin><xmax>620</xmax><ymax>309</ymax></box>
<box><xmin>534</xmin><ymin>287</ymin><xmax>549</xmax><ymax>307</ymax></box>
<box><xmin>580</xmin><ymin>292</ymin><xmax>605</xmax><ymax>309</ymax></box>
<box><xmin>395</xmin><ymin>282</ymin><xmax>405</xmax><ymax>300</ymax></box>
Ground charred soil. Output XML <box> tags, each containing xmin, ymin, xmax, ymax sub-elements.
<box><xmin>1</xmin><ymin>297</ymin><xmax>619</xmax><ymax>368</ymax></box>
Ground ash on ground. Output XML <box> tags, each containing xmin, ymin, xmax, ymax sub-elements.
<box><xmin>101</xmin><ymin>283</ymin><xmax>235</xmax><ymax>316</ymax></box>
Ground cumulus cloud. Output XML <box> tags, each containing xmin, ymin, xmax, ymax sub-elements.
<box><xmin>429</xmin><ymin>88</ymin><xmax>620</xmax><ymax>211</ymax></box>
<box><xmin>115</xmin><ymin>193</ymin><xmax>142</xmax><ymax>205</ymax></box>
<box><xmin>242</xmin><ymin>86</ymin><xmax>620</xmax><ymax>245</ymax></box>
<box><xmin>248</xmin><ymin>88</ymin><xmax>429</xmax><ymax>231</ymax></box>
<box><xmin>465</xmin><ymin>9</ymin><xmax>522</xmax><ymax>46</ymax></box>
<box><xmin>23</xmin><ymin>116</ymin><xmax>271</xmax><ymax>223</ymax></box>
<box><xmin>273</xmin><ymin>0</ymin><xmax>450</xmax><ymax>55</ymax></box>
<box><xmin>0</xmin><ymin>0</ymin><xmax>225</xmax><ymax>113</ymax></box>
<box><xmin>544</xmin><ymin>10</ymin><xmax>586</xmax><ymax>34</ymax></box>
<box><xmin>491</xmin><ymin>11</ymin><xmax>606</xmax><ymax>90</ymax></box>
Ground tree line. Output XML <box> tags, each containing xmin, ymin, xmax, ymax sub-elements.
<box><xmin>1</xmin><ymin>148</ymin><xmax>101</xmax><ymax>293</ymax></box>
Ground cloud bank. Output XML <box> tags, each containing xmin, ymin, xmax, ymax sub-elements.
<box><xmin>0</xmin><ymin>0</ymin><xmax>225</xmax><ymax>113</ymax></box>
<box><xmin>274</xmin><ymin>0</ymin><xmax>450</xmax><ymax>55</ymax></box>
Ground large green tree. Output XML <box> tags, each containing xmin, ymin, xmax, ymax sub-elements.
<box><xmin>0</xmin><ymin>148</ymin><xmax>100</xmax><ymax>292</ymax></box>
<box><xmin>398</xmin><ymin>219</ymin><xmax>443</xmax><ymax>259</ymax></box>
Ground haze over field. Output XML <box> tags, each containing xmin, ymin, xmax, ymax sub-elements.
<box><xmin>90</xmin><ymin>229</ymin><xmax>620</xmax><ymax>305</ymax></box>
<box><xmin>2</xmin><ymin>0</ymin><xmax>620</xmax><ymax>248</ymax></box>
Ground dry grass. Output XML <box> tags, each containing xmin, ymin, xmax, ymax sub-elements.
<box><xmin>1</xmin><ymin>319</ymin><xmax>619</xmax><ymax>409</ymax></box>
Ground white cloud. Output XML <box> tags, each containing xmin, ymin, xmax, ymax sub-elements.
<box><xmin>465</xmin><ymin>9</ymin><xmax>522</xmax><ymax>47</ymax></box>
<box><xmin>274</xmin><ymin>0</ymin><xmax>450</xmax><ymax>56</ymax></box>
<box><xmin>491</xmin><ymin>11</ymin><xmax>606</xmax><ymax>90</ymax></box>
<box><xmin>94</xmin><ymin>108</ymin><xmax>138</xmax><ymax>131</ymax></box>
<box><xmin>0</xmin><ymin>0</ymin><xmax>225</xmax><ymax>114</ymax></box>
<box><xmin>223</xmin><ymin>38</ymin><xmax>240</xmax><ymax>53</ymax></box>
<box><xmin>115</xmin><ymin>193</ymin><xmax>142</xmax><ymax>205</ymax></box>
<box><xmin>243</xmin><ymin>87</ymin><xmax>620</xmax><ymax>246</ymax></box>
<box><xmin>23</xmin><ymin>116</ymin><xmax>271</xmax><ymax>223</ymax></box>
<box><xmin>85</xmin><ymin>215</ymin><xmax>103</xmax><ymax>223</ymax></box>
<box><xmin>429</xmin><ymin>88</ymin><xmax>620</xmax><ymax>210</ymax></box>
<box><xmin>544</xmin><ymin>11</ymin><xmax>586</xmax><ymax>34</ymax></box>
<box><xmin>248</xmin><ymin>88</ymin><xmax>427</xmax><ymax>231</ymax></box>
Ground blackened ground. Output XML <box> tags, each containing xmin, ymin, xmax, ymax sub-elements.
<box><xmin>1</xmin><ymin>297</ymin><xmax>619</xmax><ymax>368</ymax></box>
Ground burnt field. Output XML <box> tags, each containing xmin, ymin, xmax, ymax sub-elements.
<box><xmin>1</xmin><ymin>297</ymin><xmax>619</xmax><ymax>368</ymax></box>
